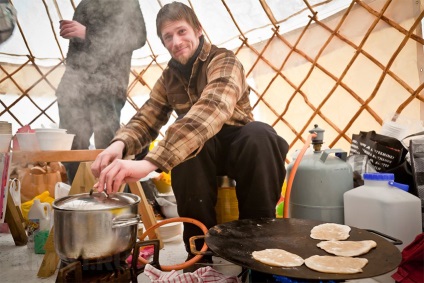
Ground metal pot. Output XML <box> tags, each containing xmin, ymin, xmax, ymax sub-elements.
<box><xmin>52</xmin><ymin>192</ymin><xmax>140</xmax><ymax>264</ymax></box>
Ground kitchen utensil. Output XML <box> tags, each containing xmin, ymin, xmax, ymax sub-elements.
<box><xmin>205</xmin><ymin>218</ymin><xmax>402</xmax><ymax>281</ymax></box>
<box><xmin>0</xmin><ymin>134</ymin><xmax>12</xmax><ymax>152</ymax></box>
<box><xmin>15</xmin><ymin>133</ymin><xmax>40</xmax><ymax>151</ymax></box>
<box><xmin>52</xmin><ymin>192</ymin><xmax>140</xmax><ymax>263</ymax></box>
<box><xmin>35</xmin><ymin>131</ymin><xmax>74</xmax><ymax>151</ymax></box>
<box><xmin>155</xmin><ymin>197</ymin><xmax>178</xmax><ymax>218</ymax></box>
<box><xmin>156</xmin><ymin>221</ymin><xmax>183</xmax><ymax>242</ymax></box>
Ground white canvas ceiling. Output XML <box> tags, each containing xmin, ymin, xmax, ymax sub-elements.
<box><xmin>1</xmin><ymin>0</ymin><xmax>423</xmax><ymax>156</ymax></box>
<box><xmin>0</xmin><ymin>0</ymin><xmax>351</xmax><ymax>66</ymax></box>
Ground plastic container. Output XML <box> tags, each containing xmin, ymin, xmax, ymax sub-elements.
<box><xmin>275</xmin><ymin>180</ymin><xmax>287</xmax><ymax>218</ymax></box>
<box><xmin>27</xmin><ymin>199</ymin><xmax>52</xmax><ymax>252</ymax></box>
<box><xmin>344</xmin><ymin>173</ymin><xmax>422</xmax><ymax>250</ymax></box>
<box><xmin>215</xmin><ymin>176</ymin><xmax>238</xmax><ymax>224</ymax></box>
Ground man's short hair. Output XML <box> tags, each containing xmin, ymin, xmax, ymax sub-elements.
<box><xmin>156</xmin><ymin>1</ymin><xmax>201</xmax><ymax>42</ymax></box>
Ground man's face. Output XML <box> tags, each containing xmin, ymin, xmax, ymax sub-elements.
<box><xmin>161</xmin><ymin>20</ymin><xmax>202</xmax><ymax>65</ymax></box>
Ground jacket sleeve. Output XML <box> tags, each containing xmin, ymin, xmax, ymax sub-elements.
<box><xmin>111</xmin><ymin>73</ymin><xmax>174</xmax><ymax>162</ymax></box>
<box><xmin>146</xmin><ymin>52</ymin><xmax>247</xmax><ymax>172</ymax></box>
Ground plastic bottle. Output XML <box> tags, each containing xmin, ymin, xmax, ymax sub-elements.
<box><xmin>27</xmin><ymin>199</ymin><xmax>51</xmax><ymax>253</ymax></box>
<box><xmin>275</xmin><ymin>180</ymin><xmax>287</xmax><ymax>218</ymax></box>
<box><xmin>215</xmin><ymin>176</ymin><xmax>238</xmax><ymax>224</ymax></box>
<box><xmin>344</xmin><ymin>173</ymin><xmax>422</xmax><ymax>251</ymax></box>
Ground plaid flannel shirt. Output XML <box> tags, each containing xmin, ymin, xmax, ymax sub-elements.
<box><xmin>112</xmin><ymin>41</ymin><xmax>254</xmax><ymax>172</ymax></box>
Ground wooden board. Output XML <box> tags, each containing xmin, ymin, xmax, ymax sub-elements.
<box><xmin>12</xmin><ymin>149</ymin><xmax>103</xmax><ymax>164</ymax></box>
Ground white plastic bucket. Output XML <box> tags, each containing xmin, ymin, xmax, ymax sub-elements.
<box><xmin>344</xmin><ymin>173</ymin><xmax>422</xmax><ymax>251</ymax></box>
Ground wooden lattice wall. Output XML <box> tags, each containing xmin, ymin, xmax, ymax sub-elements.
<box><xmin>1</xmin><ymin>0</ymin><xmax>423</xmax><ymax>159</ymax></box>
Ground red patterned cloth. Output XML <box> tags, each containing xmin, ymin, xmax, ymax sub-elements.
<box><xmin>144</xmin><ymin>264</ymin><xmax>241</xmax><ymax>283</ymax></box>
<box><xmin>392</xmin><ymin>233</ymin><xmax>424</xmax><ymax>283</ymax></box>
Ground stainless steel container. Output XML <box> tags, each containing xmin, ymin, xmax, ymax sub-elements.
<box><xmin>52</xmin><ymin>192</ymin><xmax>140</xmax><ymax>263</ymax></box>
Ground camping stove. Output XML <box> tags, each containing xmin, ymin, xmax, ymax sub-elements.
<box><xmin>55</xmin><ymin>240</ymin><xmax>160</xmax><ymax>283</ymax></box>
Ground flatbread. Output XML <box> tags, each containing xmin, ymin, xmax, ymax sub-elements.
<box><xmin>305</xmin><ymin>255</ymin><xmax>368</xmax><ymax>274</ymax></box>
<box><xmin>252</xmin><ymin>249</ymin><xmax>304</xmax><ymax>267</ymax></box>
<box><xmin>317</xmin><ymin>240</ymin><xmax>377</xmax><ymax>257</ymax></box>
<box><xmin>310</xmin><ymin>223</ymin><xmax>351</xmax><ymax>240</ymax></box>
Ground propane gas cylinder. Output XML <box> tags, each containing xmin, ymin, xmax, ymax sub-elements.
<box><xmin>286</xmin><ymin>125</ymin><xmax>353</xmax><ymax>224</ymax></box>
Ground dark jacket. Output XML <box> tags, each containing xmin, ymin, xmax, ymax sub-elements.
<box><xmin>59</xmin><ymin>0</ymin><xmax>146</xmax><ymax>100</ymax></box>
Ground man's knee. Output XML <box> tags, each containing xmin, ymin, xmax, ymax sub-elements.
<box><xmin>241</xmin><ymin>122</ymin><xmax>288</xmax><ymax>152</ymax></box>
<box><xmin>241</xmin><ymin>121</ymin><xmax>275</xmax><ymax>137</ymax></box>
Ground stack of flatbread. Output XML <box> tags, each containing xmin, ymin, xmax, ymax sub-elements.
<box><xmin>251</xmin><ymin>222</ymin><xmax>377</xmax><ymax>275</ymax></box>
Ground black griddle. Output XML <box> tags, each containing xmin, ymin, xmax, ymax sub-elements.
<box><xmin>205</xmin><ymin>218</ymin><xmax>402</xmax><ymax>281</ymax></box>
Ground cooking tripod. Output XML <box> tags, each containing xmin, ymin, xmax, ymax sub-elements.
<box><xmin>9</xmin><ymin>149</ymin><xmax>160</xmax><ymax>278</ymax></box>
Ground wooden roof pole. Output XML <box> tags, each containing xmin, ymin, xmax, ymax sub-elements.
<box><xmin>271</xmin><ymin>2</ymin><xmax>357</xmax><ymax>144</ymax></box>
<box><xmin>331</xmin><ymin>1</ymin><xmax>424</xmax><ymax>147</ymax></box>
<box><xmin>293</xmin><ymin>0</ymin><xmax>393</xmax><ymax>148</ymax></box>
<box><xmin>41</xmin><ymin>0</ymin><xmax>65</xmax><ymax>59</ymax></box>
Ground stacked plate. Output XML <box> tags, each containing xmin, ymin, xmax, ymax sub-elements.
<box><xmin>0</xmin><ymin>121</ymin><xmax>12</xmax><ymax>152</ymax></box>
<box><xmin>0</xmin><ymin>121</ymin><xmax>12</xmax><ymax>134</ymax></box>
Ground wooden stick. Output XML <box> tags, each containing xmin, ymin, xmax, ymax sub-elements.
<box><xmin>53</xmin><ymin>0</ymin><xmax>63</xmax><ymax>20</ymax></box>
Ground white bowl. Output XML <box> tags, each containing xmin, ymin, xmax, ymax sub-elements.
<box><xmin>157</xmin><ymin>222</ymin><xmax>183</xmax><ymax>242</ymax></box>
<box><xmin>157</xmin><ymin>192</ymin><xmax>176</xmax><ymax>203</ymax></box>
<box><xmin>160</xmin><ymin>203</ymin><xmax>179</xmax><ymax>218</ymax></box>
<box><xmin>34</xmin><ymin>128</ymin><xmax>67</xmax><ymax>133</ymax></box>
<box><xmin>16</xmin><ymin>133</ymin><xmax>40</xmax><ymax>151</ymax></box>
<box><xmin>0</xmin><ymin>134</ymin><xmax>12</xmax><ymax>152</ymax></box>
<box><xmin>35</xmin><ymin>132</ymin><xmax>74</xmax><ymax>151</ymax></box>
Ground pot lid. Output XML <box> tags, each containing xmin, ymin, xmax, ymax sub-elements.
<box><xmin>53</xmin><ymin>192</ymin><xmax>140</xmax><ymax>211</ymax></box>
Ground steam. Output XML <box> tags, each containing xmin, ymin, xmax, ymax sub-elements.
<box><xmin>57</xmin><ymin>0</ymin><xmax>146</xmax><ymax>150</ymax></box>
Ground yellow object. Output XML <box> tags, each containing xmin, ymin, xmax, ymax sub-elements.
<box><xmin>152</xmin><ymin>172</ymin><xmax>172</xmax><ymax>193</ymax></box>
<box><xmin>21</xmin><ymin>191</ymin><xmax>54</xmax><ymax>221</ymax></box>
<box><xmin>215</xmin><ymin>176</ymin><xmax>238</xmax><ymax>224</ymax></box>
<box><xmin>282</xmin><ymin>179</ymin><xmax>287</xmax><ymax>197</ymax></box>
<box><xmin>276</xmin><ymin>180</ymin><xmax>287</xmax><ymax>218</ymax></box>
<box><xmin>215</xmin><ymin>187</ymin><xmax>238</xmax><ymax>224</ymax></box>
<box><xmin>149</xmin><ymin>140</ymin><xmax>159</xmax><ymax>151</ymax></box>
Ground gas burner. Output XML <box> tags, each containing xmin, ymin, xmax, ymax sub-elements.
<box><xmin>56</xmin><ymin>239</ymin><xmax>161</xmax><ymax>283</ymax></box>
<box><xmin>56</xmin><ymin>260</ymin><xmax>134</xmax><ymax>283</ymax></box>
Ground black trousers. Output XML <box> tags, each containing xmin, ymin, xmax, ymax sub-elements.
<box><xmin>171</xmin><ymin>121</ymin><xmax>289</xmax><ymax>253</ymax></box>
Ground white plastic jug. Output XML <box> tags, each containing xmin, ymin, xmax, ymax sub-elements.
<box><xmin>28</xmin><ymin>199</ymin><xmax>51</xmax><ymax>230</ymax></box>
<box><xmin>27</xmin><ymin>199</ymin><xmax>52</xmax><ymax>250</ymax></box>
<box><xmin>344</xmin><ymin>173</ymin><xmax>422</xmax><ymax>251</ymax></box>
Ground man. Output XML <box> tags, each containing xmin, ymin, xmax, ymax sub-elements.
<box><xmin>91</xmin><ymin>1</ymin><xmax>289</xmax><ymax>270</ymax></box>
<box><xmin>57</xmin><ymin>0</ymin><xmax>146</xmax><ymax>184</ymax></box>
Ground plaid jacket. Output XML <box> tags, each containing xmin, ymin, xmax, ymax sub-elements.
<box><xmin>113</xmin><ymin>41</ymin><xmax>254</xmax><ymax>172</ymax></box>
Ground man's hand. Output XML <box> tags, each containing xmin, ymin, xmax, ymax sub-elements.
<box><xmin>91</xmin><ymin>141</ymin><xmax>159</xmax><ymax>194</ymax></box>
<box><xmin>59</xmin><ymin>20</ymin><xmax>86</xmax><ymax>40</ymax></box>
<box><xmin>91</xmin><ymin>141</ymin><xmax>125</xmax><ymax>178</ymax></box>
<box><xmin>95</xmin><ymin>159</ymin><xmax>158</xmax><ymax>194</ymax></box>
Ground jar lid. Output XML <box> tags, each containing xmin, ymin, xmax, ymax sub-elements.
<box><xmin>363</xmin><ymin>173</ymin><xmax>395</xmax><ymax>181</ymax></box>
<box><xmin>53</xmin><ymin>192</ymin><xmax>140</xmax><ymax>211</ymax></box>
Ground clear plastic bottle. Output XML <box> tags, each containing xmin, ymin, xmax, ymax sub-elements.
<box><xmin>27</xmin><ymin>199</ymin><xmax>51</xmax><ymax>252</ymax></box>
<box><xmin>344</xmin><ymin>173</ymin><xmax>422</xmax><ymax>251</ymax></box>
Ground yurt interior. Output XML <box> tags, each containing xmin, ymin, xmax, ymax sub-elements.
<box><xmin>0</xmin><ymin>0</ymin><xmax>423</xmax><ymax>282</ymax></box>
